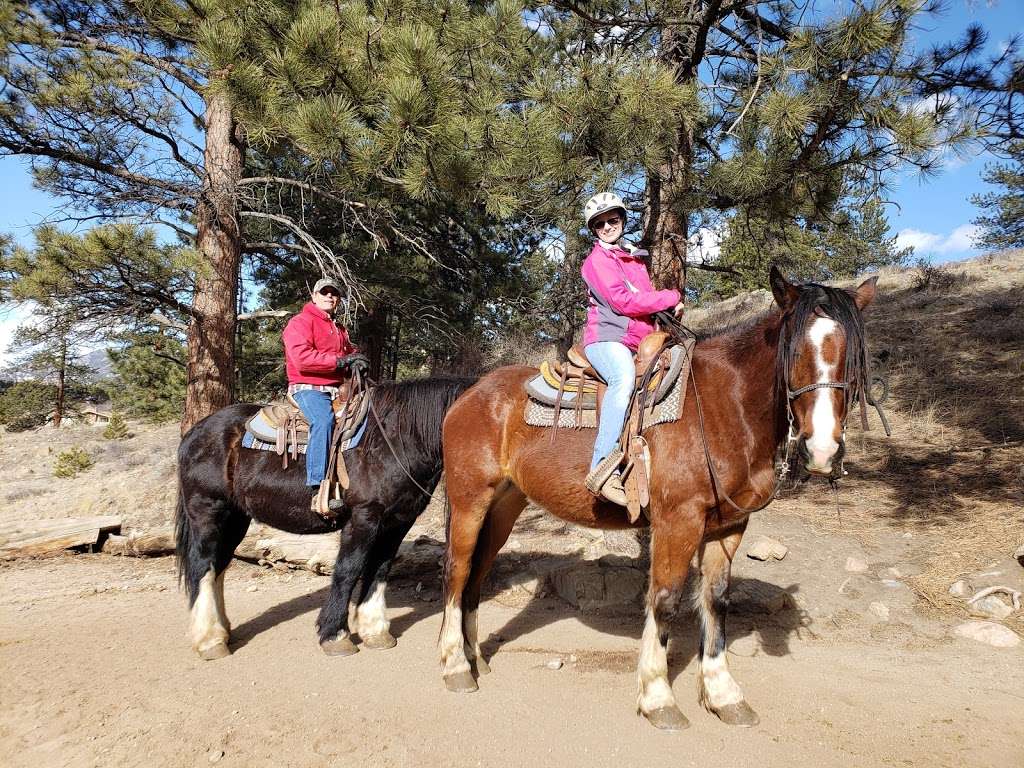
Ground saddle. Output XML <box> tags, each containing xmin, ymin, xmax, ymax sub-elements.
<box><xmin>244</xmin><ymin>381</ymin><xmax>371</xmax><ymax>513</ymax></box>
<box><xmin>524</xmin><ymin>331</ymin><xmax>696</xmax><ymax>524</ymax></box>
<box><xmin>526</xmin><ymin>332</ymin><xmax>686</xmax><ymax>411</ymax></box>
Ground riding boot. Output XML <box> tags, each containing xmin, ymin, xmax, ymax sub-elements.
<box><xmin>311</xmin><ymin>480</ymin><xmax>345</xmax><ymax>517</ymax></box>
<box><xmin>599</xmin><ymin>472</ymin><xmax>628</xmax><ymax>506</ymax></box>
<box><xmin>585</xmin><ymin>448</ymin><xmax>626</xmax><ymax>505</ymax></box>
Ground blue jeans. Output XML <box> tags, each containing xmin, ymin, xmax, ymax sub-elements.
<box><xmin>585</xmin><ymin>341</ymin><xmax>634</xmax><ymax>471</ymax></box>
<box><xmin>291</xmin><ymin>389</ymin><xmax>334</xmax><ymax>487</ymax></box>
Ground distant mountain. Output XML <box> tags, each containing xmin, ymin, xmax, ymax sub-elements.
<box><xmin>80</xmin><ymin>348</ymin><xmax>114</xmax><ymax>380</ymax></box>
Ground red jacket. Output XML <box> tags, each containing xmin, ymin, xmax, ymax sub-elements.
<box><xmin>282</xmin><ymin>303</ymin><xmax>358</xmax><ymax>385</ymax></box>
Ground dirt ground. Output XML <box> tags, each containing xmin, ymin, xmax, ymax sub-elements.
<box><xmin>2</xmin><ymin>253</ymin><xmax>1023</xmax><ymax>767</ymax></box>
<box><xmin>2</xmin><ymin>502</ymin><xmax>1022</xmax><ymax>768</ymax></box>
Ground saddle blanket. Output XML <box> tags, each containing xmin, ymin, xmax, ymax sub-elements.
<box><xmin>241</xmin><ymin>413</ymin><xmax>368</xmax><ymax>454</ymax></box>
<box><xmin>524</xmin><ymin>366</ymin><xmax>686</xmax><ymax>430</ymax></box>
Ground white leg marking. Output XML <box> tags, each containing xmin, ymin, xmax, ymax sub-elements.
<box><xmin>439</xmin><ymin>600</ymin><xmax>471</xmax><ymax>676</ymax></box>
<box><xmin>700</xmin><ymin>650</ymin><xmax>744</xmax><ymax>708</ymax></box>
<box><xmin>356</xmin><ymin>579</ymin><xmax>390</xmax><ymax>639</ymax></box>
<box><xmin>190</xmin><ymin>568</ymin><xmax>229</xmax><ymax>653</ymax></box>
<box><xmin>636</xmin><ymin>608</ymin><xmax>675</xmax><ymax>713</ymax></box>
<box><xmin>806</xmin><ymin>317</ymin><xmax>840</xmax><ymax>468</ymax></box>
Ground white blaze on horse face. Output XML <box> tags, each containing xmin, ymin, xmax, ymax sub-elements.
<box><xmin>805</xmin><ymin>316</ymin><xmax>841</xmax><ymax>471</ymax></box>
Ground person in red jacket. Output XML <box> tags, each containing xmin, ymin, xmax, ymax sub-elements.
<box><xmin>282</xmin><ymin>277</ymin><xmax>368</xmax><ymax>511</ymax></box>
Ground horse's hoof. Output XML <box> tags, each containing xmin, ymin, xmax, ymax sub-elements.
<box><xmin>714</xmin><ymin>701</ymin><xmax>759</xmax><ymax>727</ymax></box>
<box><xmin>473</xmin><ymin>657</ymin><xmax>491</xmax><ymax>676</ymax></box>
<box><xmin>320</xmin><ymin>635</ymin><xmax>359</xmax><ymax>657</ymax></box>
<box><xmin>361</xmin><ymin>632</ymin><xmax>397</xmax><ymax>650</ymax></box>
<box><xmin>444</xmin><ymin>671</ymin><xmax>478</xmax><ymax>693</ymax></box>
<box><xmin>197</xmin><ymin>642</ymin><xmax>231</xmax><ymax>661</ymax></box>
<box><xmin>644</xmin><ymin>706</ymin><xmax>691</xmax><ymax>731</ymax></box>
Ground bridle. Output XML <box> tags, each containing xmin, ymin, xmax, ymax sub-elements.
<box><xmin>658</xmin><ymin>305</ymin><xmax>889</xmax><ymax>517</ymax></box>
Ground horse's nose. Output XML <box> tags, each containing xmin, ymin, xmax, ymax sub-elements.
<box><xmin>802</xmin><ymin>435</ymin><xmax>840</xmax><ymax>475</ymax></box>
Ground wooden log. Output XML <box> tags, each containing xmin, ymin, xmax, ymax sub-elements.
<box><xmin>232</xmin><ymin>530</ymin><xmax>338</xmax><ymax>574</ymax></box>
<box><xmin>100</xmin><ymin>526</ymin><xmax>176</xmax><ymax>557</ymax></box>
<box><xmin>0</xmin><ymin>516</ymin><xmax>122</xmax><ymax>559</ymax></box>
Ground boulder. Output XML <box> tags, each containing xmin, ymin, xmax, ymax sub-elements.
<box><xmin>746</xmin><ymin>536</ymin><xmax>789</xmax><ymax>561</ymax></box>
<box><xmin>969</xmin><ymin>595</ymin><xmax>1014</xmax><ymax>621</ymax></box>
<box><xmin>953</xmin><ymin>621</ymin><xmax>1021</xmax><ymax>649</ymax></box>
<box><xmin>948</xmin><ymin>580</ymin><xmax>974</xmax><ymax>598</ymax></box>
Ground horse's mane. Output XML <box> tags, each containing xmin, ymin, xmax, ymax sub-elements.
<box><xmin>691</xmin><ymin>283</ymin><xmax>869</xmax><ymax>399</ymax></box>
<box><xmin>369</xmin><ymin>376</ymin><xmax>477</xmax><ymax>456</ymax></box>
<box><xmin>785</xmin><ymin>283</ymin><xmax>869</xmax><ymax>399</ymax></box>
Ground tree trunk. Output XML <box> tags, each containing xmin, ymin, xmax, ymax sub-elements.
<box><xmin>53</xmin><ymin>340</ymin><xmax>66</xmax><ymax>428</ymax></box>
<box><xmin>360</xmin><ymin>305</ymin><xmax>388</xmax><ymax>381</ymax></box>
<box><xmin>181</xmin><ymin>91</ymin><xmax>244</xmax><ymax>435</ymax></box>
<box><xmin>643</xmin><ymin>24</ymin><xmax>698</xmax><ymax>293</ymax></box>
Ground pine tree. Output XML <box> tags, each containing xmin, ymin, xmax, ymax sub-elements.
<box><xmin>103</xmin><ymin>412</ymin><xmax>130</xmax><ymax>439</ymax></box>
<box><xmin>971</xmin><ymin>144</ymin><xmax>1024</xmax><ymax>251</ymax></box>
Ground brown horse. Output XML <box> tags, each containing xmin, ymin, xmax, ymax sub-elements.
<box><xmin>438</xmin><ymin>266</ymin><xmax>877</xmax><ymax>730</ymax></box>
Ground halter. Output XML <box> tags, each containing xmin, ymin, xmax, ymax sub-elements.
<box><xmin>659</xmin><ymin>302</ymin><xmax>888</xmax><ymax>517</ymax></box>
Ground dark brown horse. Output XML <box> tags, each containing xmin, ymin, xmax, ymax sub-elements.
<box><xmin>175</xmin><ymin>377</ymin><xmax>474</xmax><ymax>660</ymax></box>
<box><xmin>438</xmin><ymin>267</ymin><xmax>877</xmax><ymax>730</ymax></box>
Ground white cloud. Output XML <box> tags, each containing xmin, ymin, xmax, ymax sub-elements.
<box><xmin>0</xmin><ymin>303</ymin><xmax>34</xmax><ymax>367</ymax></box>
<box><xmin>688</xmin><ymin>225</ymin><xmax>724</xmax><ymax>263</ymax></box>
<box><xmin>895</xmin><ymin>224</ymin><xmax>980</xmax><ymax>256</ymax></box>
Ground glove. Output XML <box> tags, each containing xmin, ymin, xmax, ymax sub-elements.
<box><xmin>336</xmin><ymin>353</ymin><xmax>369</xmax><ymax>374</ymax></box>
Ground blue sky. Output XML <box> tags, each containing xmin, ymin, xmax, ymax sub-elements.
<box><xmin>1</xmin><ymin>0</ymin><xmax>1021</xmax><ymax>361</ymax></box>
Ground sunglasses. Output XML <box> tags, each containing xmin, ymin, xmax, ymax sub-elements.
<box><xmin>318</xmin><ymin>289</ymin><xmax>341</xmax><ymax>299</ymax></box>
<box><xmin>594</xmin><ymin>216</ymin><xmax>623</xmax><ymax>230</ymax></box>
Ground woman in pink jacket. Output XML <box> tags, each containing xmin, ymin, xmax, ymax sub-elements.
<box><xmin>580</xmin><ymin>192</ymin><xmax>683</xmax><ymax>505</ymax></box>
<box><xmin>282</xmin><ymin>277</ymin><xmax>368</xmax><ymax>511</ymax></box>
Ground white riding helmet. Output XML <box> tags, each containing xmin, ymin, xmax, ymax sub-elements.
<box><xmin>583</xmin><ymin>192</ymin><xmax>627</xmax><ymax>229</ymax></box>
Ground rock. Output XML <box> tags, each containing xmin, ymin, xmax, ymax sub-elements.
<box><xmin>208</xmin><ymin>750</ymin><xmax>225</xmax><ymax>764</ymax></box>
<box><xmin>731</xmin><ymin>580</ymin><xmax>795</xmax><ymax>614</ymax></box>
<box><xmin>549</xmin><ymin>563</ymin><xmax>645</xmax><ymax>611</ymax></box>
<box><xmin>603</xmin><ymin>567</ymin><xmax>646</xmax><ymax>605</ymax></box>
<box><xmin>598</xmin><ymin>553</ymin><xmax>633</xmax><ymax>568</ymax></box>
<box><xmin>868</xmin><ymin>602</ymin><xmax>890</xmax><ymax>621</ymax></box>
<box><xmin>948</xmin><ymin>580</ymin><xmax>974</xmax><ymax>598</ymax></box>
<box><xmin>845</xmin><ymin>557</ymin><xmax>869</xmax><ymax>573</ymax></box>
<box><xmin>545</xmin><ymin>658</ymin><xmax>563</xmax><ymax>670</ymax></box>
<box><xmin>746</xmin><ymin>536</ymin><xmax>788</xmax><ymax>561</ymax></box>
<box><xmin>246</xmin><ymin>584</ymin><xmax>258</xmax><ymax>593</ymax></box>
<box><xmin>1015</xmin><ymin>544</ymin><xmax>1024</xmax><ymax>567</ymax></box>
<box><xmin>600</xmin><ymin>530</ymin><xmax>645</xmax><ymax>561</ymax></box>
<box><xmin>953</xmin><ymin>621</ymin><xmax>1021</xmax><ymax>648</ymax></box>
<box><xmin>969</xmin><ymin>595</ymin><xmax>1014</xmax><ymax>621</ymax></box>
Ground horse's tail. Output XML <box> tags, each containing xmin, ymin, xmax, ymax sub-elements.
<box><xmin>174</xmin><ymin>476</ymin><xmax>192</xmax><ymax>596</ymax></box>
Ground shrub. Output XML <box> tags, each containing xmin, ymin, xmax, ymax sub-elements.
<box><xmin>103</xmin><ymin>412</ymin><xmax>130</xmax><ymax>439</ymax></box>
<box><xmin>54</xmin><ymin>447</ymin><xmax>94</xmax><ymax>478</ymax></box>
<box><xmin>911</xmin><ymin>259</ymin><xmax>970</xmax><ymax>293</ymax></box>
<box><xmin>0</xmin><ymin>381</ymin><xmax>55</xmax><ymax>426</ymax></box>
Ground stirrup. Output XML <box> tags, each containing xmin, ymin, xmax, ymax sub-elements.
<box><xmin>312</xmin><ymin>480</ymin><xmax>343</xmax><ymax>519</ymax></box>
<box><xmin>585</xmin><ymin>449</ymin><xmax>624</xmax><ymax>496</ymax></box>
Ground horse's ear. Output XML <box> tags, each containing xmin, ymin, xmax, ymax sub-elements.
<box><xmin>852</xmin><ymin>275</ymin><xmax>878</xmax><ymax>310</ymax></box>
<box><xmin>769</xmin><ymin>265</ymin><xmax>799</xmax><ymax>310</ymax></box>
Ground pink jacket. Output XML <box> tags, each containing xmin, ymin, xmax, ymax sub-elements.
<box><xmin>581</xmin><ymin>241</ymin><xmax>680</xmax><ymax>350</ymax></box>
<box><xmin>282</xmin><ymin>303</ymin><xmax>358</xmax><ymax>385</ymax></box>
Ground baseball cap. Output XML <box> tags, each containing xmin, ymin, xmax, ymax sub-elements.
<box><xmin>313</xmin><ymin>277</ymin><xmax>342</xmax><ymax>295</ymax></box>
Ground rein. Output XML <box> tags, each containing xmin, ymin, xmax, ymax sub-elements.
<box><xmin>655</xmin><ymin>306</ymin><xmax>889</xmax><ymax>517</ymax></box>
<box><xmin>367</xmin><ymin>393</ymin><xmax>438</xmax><ymax>500</ymax></box>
